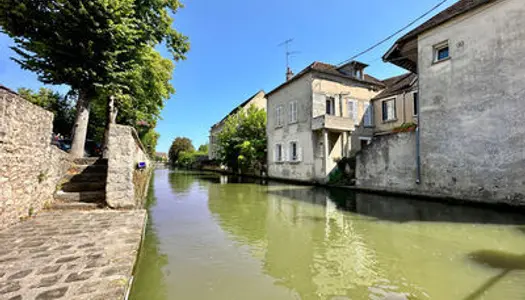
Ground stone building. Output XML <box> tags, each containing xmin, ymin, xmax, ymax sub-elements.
<box><xmin>370</xmin><ymin>73</ymin><xmax>418</xmax><ymax>135</ymax></box>
<box><xmin>266</xmin><ymin>61</ymin><xmax>384</xmax><ymax>183</ymax></box>
<box><xmin>357</xmin><ymin>0</ymin><xmax>525</xmax><ymax>205</ymax></box>
<box><xmin>208</xmin><ymin>90</ymin><xmax>266</xmax><ymax>160</ymax></box>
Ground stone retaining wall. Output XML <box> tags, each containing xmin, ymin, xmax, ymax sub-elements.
<box><xmin>0</xmin><ymin>86</ymin><xmax>71</xmax><ymax>229</ymax></box>
<box><xmin>105</xmin><ymin>124</ymin><xmax>151</xmax><ymax>208</ymax></box>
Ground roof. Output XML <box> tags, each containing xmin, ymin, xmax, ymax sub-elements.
<box><xmin>397</xmin><ymin>0</ymin><xmax>497</xmax><ymax>43</ymax></box>
<box><xmin>211</xmin><ymin>90</ymin><xmax>265</xmax><ymax>129</ymax></box>
<box><xmin>372</xmin><ymin>73</ymin><xmax>418</xmax><ymax>100</ymax></box>
<box><xmin>0</xmin><ymin>84</ymin><xmax>18</xmax><ymax>95</ymax></box>
<box><xmin>266</xmin><ymin>61</ymin><xmax>385</xmax><ymax>98</ymax></box>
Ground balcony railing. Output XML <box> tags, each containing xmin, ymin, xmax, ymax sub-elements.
<box><xmin>311</xmin><ymin>114</ymin><xmax>356</xmax><ymax>131</ymax></box>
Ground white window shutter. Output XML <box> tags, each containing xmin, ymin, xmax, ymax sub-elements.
<box><xmin>298</xmin><ymin>145</ymin><xmax>303</xmax><ymax>162</ymax></box>
<box><xmin>288</xmin><ymin>102</ymin><xmax>292</xmax><ymax>123</ymax></box>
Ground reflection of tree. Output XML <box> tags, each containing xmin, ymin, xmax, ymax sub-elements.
<box><xmin>207</xmin><ymin>182</ymin><xmax>269</xmax><ymax>246</ymax></box>
<box><xmin>168</xmin><ymin>170</ymin><xmax>195</xmax><ymax>194</ymax></box>
<box><xmin>130</xmin><ymin>173</ymin><xmax>168</xmax><ymax>300</ymax></box>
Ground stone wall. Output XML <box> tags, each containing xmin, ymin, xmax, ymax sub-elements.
<box><xmin>356</xmin><ymin>132</ymin><xmax>418</xmax><ymax>194</ymax></box>
<box><xmin>105</xmin><ymin>124</ymin><xmax>151</xmax><ymax>208</ymax></box>
<box><xmin>0</xmin><ymin>86</ymin><xmax>71</xmax><ymax>229</ymax></box>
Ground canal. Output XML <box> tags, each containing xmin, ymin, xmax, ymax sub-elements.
<box><xmin>130</xmin><ymin>169</ymin><xmax>525</xmax><ymax>300</ymax></box>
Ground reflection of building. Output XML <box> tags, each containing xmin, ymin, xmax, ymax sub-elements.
<box><xmin>208</xmin><ymin>90</ymin><xmax>266</xmax><ymax>160</ymax></box>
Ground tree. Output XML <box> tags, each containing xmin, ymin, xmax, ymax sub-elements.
<box><xmin>217</xmin><ymin>105</ymin><xmax>266</xmax><ymax>174</ymax></box>
<box><xmin>198</xmin><ymin>144</ymin><xmax>209</xmax><ymax>153</ymax></box>
<box><xmin>168</xmin><ymin>137</ymin><xmax>194</xmax><ymax>165</ymax></box>
<box><xmin>0</xmin><ymin>0</ymin><xmax>189</xmax><ymax>157</ymax></box>
<box><xmin>17</xmin><ymin>88</ymin><xmax>75</xmax><ymax>136</ymax></box>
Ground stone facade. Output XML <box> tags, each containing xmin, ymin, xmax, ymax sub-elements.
<box><xmin>0</xmin><ymin>87</ymin><xmax>71</xmax><ymax>229</ymax></box>
<box><xmin>267</xmin><ymin>65</ymin><xmax>381</xmax><ymax>183</ymax></box>
<box><xmin>105</xmin><ymin>124</ymin><xmax>151</xmax><ymax>208</ymax></box>
<box><xmin>358</xmin><ymin>0</ymin><xmax>525</xmax><ymax>205</ymax></box>
<box><xmin>209</xmin><ymin>90</ymin><xmax>266</xmax><ymax>160</ymax></box>
<box><xmin>356</xmin><ymin>132</ymin><xmax>418</xmax><ymax>193</ymax></box>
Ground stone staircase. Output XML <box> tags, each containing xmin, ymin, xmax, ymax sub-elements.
<box><xmin>52</xmin><ymin>158</ymin><xmax>108</xmax><ymax>210</ymax></box>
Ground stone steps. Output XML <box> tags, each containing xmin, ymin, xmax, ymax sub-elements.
<box><xmin>68</xmin><ymin>164</ymin><xmax>108</xmax><ymax>175</ymax></box>
<box><xmin>50</xmin><ymin>201</ymin><xmax>104</xmax><ymax>210</ymax></box>
<box><xmin>61</xmin><ymin>181</ymin><xmax>106</xmax><ymax>192</ymax></box>
<box><xmin>74</xmin><ymin>158</ymin><xmax>108</xmax><ymax>166</ymax></box>
<box><xmin>51</xmin><ymin>157</ymin><xmax>108</xmax><ymax>211</ymax></box>
<box><xmin>54</xmin><ymin>190</ymin><xmax>105</xmax><ymax>203</ymax></box>
<box><xmin>64</xmin><ymin>172</ymin><xmax>107</xmax><ymax>183</ymax></box>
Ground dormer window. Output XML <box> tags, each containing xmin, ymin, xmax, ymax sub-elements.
<box><xmin>434</xmin><ymin>41</ymin><xmax>450</xmax><ymax>62</ymax></box>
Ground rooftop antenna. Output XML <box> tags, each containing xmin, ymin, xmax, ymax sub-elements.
<box><xmin>278</xmin><ymin>38</ymin><xmax>300</xmax><ymax>80</ymax></box>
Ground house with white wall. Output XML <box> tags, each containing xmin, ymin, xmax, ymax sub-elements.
<box><xmin>266</xmin><ymin>61</ymin><xmax>384</xmax><ymax>182</ymax></box>
<box><xmin>357</xmin><ymin>0</ymin><xmax>525</xmax><ymax>205</ymax></box>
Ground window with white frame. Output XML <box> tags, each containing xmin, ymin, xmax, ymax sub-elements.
<box><xmin>326</xmin><ymin>97</ymin><xmax>335</xmax><ymax>115</ymax></box>
<box><xmin>275</xmin><ymin>105</ymin><xmax>283</xmax><ymax>127</ymax></box>
<box><xmin>289</xmin><ymin>101</ymin><xmax>298</xmax><ymax>123</ymax></box>
<box><xmin>363</xmin><ymin>103</ymin><xmax>373</xmax><ymax>127</ymax></box>
<box><xmin>382</xmin><ymin>99</ymin><xmax>396</xmax><ymax>122</ymax></box>
<box><xmin>347</xmin><ymin>99</ymin><xmax>358</xmax><ymax>124</ymax></box>
<box><xmin>434</xmin><ymin>41</ymin><xmax>450</xmax><ymax>62</ymax></box>
<box><xmin>289</xmin><ymin>141</ymin><xmax>300</xmax><ymax>162</ymax></box>
<box><xmin>275</xmin><ymin>144</ymin><xmax>283</xmax><ymax>162</ymax></box>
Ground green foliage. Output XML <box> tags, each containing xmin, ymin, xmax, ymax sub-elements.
<box><xmin>18</xmin><ymin>88</ymin><xmax>75</xmax><ymax>136</ymax></box>
<box><xmin>140</xmin><ymin>129</ymin><xmax>160</xmax><ymax>157</ymax></box>
<box><xmin>176</xmin><ymin>151</ymin><xmax>207</xmax><ymax>168</ymax></box>
<box><xmin>198</xmin><ymin>144</ymin><xmax>209</xmax><ymax>153</ymax></box>
<box><xmin>393</xmin><ymin>122</ymin><xmax>417</xmax><ymax>133</ymax></box>
<box><xmin>217</xmin><ymin>104</ymin><xmax>266</xmax><ymax>174</ymax></box>
<box><xmin>168</xmin><ymin>137</ymin><xmax>194</xmax><ymax>165</ymax></box>
<box><xmin>0</xmin><ymin>0</ymin><xmax>189</xmax><ymax>153</ymax></box>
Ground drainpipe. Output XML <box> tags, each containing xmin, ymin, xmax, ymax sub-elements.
<box><xmin>402</xmin><ymin>91</ymin><xmax>407</xmax><ymax>124</ymax></box>
<box><xmin>415</xmin><ymin>66</ymin><xmax>421</xmax><ymax>184</ymax></box>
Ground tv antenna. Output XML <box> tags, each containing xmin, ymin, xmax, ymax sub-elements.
<box><xmin>278</xmin><ymin>38</ymin><xmax>300</xmax><ymax>80</ymax></box>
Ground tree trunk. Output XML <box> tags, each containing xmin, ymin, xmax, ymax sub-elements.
<box><xmin>103</xmin><ymin>95</ymin><xmax>118</xmax><ymax>158</ymax></box>
<box><xmin>70</xmin><ymin>91</ymin><xmax>90</xmax><ymax>158</ymax></box>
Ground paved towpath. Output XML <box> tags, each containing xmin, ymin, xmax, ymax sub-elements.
<box><xmin>0</xmin><ymin>210</ymin><xmax>146</xmax><ymax>300</ymax></box>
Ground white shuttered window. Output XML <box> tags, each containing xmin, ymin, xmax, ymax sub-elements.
<box><xmin>289</xmin><ymin>101</ymin><xmax>298</xmax><ymax>123</ymax></box>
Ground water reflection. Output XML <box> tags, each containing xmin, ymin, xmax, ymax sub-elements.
<box><xmin>131</xmin><ymin>171</ymin><xmax>525</xmax><ymax>300</ymax></box>
<box><xmin>130</xmin><ymin>173</ymin><xmax>168</xmax><ymax>300</ymax></box>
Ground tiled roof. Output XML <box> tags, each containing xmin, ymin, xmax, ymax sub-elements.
<box><xmin>397</xmin><ymin>0</ymin><xmax>497</xmax><ymax>43</ymax></box>
<box><xmin>373</xmin><ymin>73</ymin><xmax>418</xmax><ymax>100</ymax></box>
<box><xmin>267</xmin><ymin>61</ymin><xmax>385</xmax><ymax>98</ymax></box>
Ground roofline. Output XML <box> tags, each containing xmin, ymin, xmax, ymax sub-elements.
<box><xmin>266</xmin><ymin>66</ymin><xmax>384</xmax><ymax>99</ymax></box>
<box><xmin>210</xmin><ymin>90</ymin><xmax>265</xmax><ymax>129</ymax></box>
<box><xmin>391</xmin><ymin>0</ymin><xmax>499</xmax><ymax>48</ymax></box>
<box><xmin>371</xmin><ymin>87</ymin><xmax>418</xmax><ymax>102</ymax></box>
<box><xmin>0</xmin><ymin>84</ymin><xmax>18</xmax><ymax>95</ymax></box>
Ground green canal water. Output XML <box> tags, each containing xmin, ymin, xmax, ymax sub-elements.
<box><xmin>129</xmin><ymin>169</ymin><xmax>525</xmax><ymax>300</ymax></box>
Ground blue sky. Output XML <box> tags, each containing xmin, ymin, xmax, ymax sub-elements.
<box><xmin>0</xmin><ymin>0</ymin><xmax>456</xmax><ymax>152</ymax></box>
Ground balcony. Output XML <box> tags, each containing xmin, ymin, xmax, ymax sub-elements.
<box><xmin>311</xmin><ymin>114</ymin><xmax>356</xmax><ymax>131</ymax></box>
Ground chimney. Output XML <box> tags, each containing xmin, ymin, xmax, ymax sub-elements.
<box><xmin>286</xmin><ymin>67</ymin><xmax>294</xmax><ymax>81</ymax></box>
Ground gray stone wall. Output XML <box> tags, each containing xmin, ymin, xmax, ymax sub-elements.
<box><xmin>357</xmin><ymin>0</ymin><xmax>525</xmax><ymax>206</ymax></box>
<box><xmin>417</xmin><ymin>0</ymin><xmax>525</xmax><ymax>205</ymax></box>
<box><xmin>105</xmin><ymin>124</ymin><xmax>151</xmax><ymax>208</ymax></box>
<box><xmin>0</xmin><ymin>87</ymin><xmax>71</xmax><ymax>229</ymax></box>
<box><xmin>356</xmin><ymin>132</ymin><xmax>418</xmax><ymax>193</ymax></box>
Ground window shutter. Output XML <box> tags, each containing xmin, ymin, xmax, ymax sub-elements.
<box><xmin>282</xmin><ymin>144</ymin><xmax>287</xmax><ymax>162</ymax></box>
<box><xmin>298</xmin><ymin>145</ymin><xmax>303</xmax><ymax>162</ymax></box>
<box><xmin>313</xmin><ymin>93</ymin><xmax>326</xmax><ymax>117</ymax></box>
<box><xmin>288</xmin><ymin>103</ymin><xmax>292</xmax><ymax>123</ymax></box>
